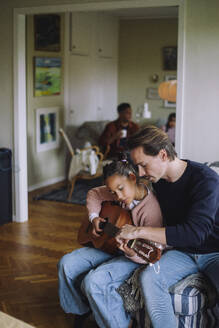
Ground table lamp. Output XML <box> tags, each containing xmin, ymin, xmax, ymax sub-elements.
<box><xmin>158</xmin><ymin>80</ymin><xmax>177</xmax><ymax>102</ymax></box>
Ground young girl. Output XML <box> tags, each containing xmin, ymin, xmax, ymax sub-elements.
<box><xmin>165</xmin><ymin>112</ymin><xmax>176</xmax><ymax>146</ymax></box>
<box><xmin>58</xmin><ymin>158</ymin><xmax>163</xmax><ymax>328</ymax></box>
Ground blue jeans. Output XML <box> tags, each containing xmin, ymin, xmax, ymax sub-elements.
<box><xmin>139</xmin><ymin>250</ymin><xmax>219</xmax><ymax>328</ymax></box>
<box><xmin>58</xmin><ymin>247</ymin><xmax>140</xmax><ymax>328</ymax></box>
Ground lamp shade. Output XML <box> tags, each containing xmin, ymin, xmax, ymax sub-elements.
<box><xmin>158</xmin><ymin>80</ymin><xmax>177</xmax><ymax>102</ymax></box>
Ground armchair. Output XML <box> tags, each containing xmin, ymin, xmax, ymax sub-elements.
<box><xmin>59</xmin><ymin>128</ymin><xmax>104</xmax><ymax>201</ymax></box>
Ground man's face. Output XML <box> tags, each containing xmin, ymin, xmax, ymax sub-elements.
<box><xmin>130</xmin><ymin>146</ymin><xmax>167</xmax><ymax>183</ymax></box>
<box><xmin>119</xmin><ymin>107</ymin><xmax>132</xmax><ymax>122</ymax></box>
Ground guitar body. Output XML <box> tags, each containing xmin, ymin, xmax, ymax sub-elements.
<box><xmin>78</xmin><ymin>200</ymin><xmax>164</xmax><ymax>263</ymax></box>
<box><xmin>77</xmin><ymin>201</ymin><xmax>132</xmax><ymax>254</ymax></box>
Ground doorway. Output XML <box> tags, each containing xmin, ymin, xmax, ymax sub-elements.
<box><xmin>13</xmin><ymin>0</ymin><xmax>185</xmax><ymax>222</ymax></box>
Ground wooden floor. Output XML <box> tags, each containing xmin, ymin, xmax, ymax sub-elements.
<box><xmin>0</xmin><ymin>182</ymin><xmax>98</xmax><ymax>328</ymax></box>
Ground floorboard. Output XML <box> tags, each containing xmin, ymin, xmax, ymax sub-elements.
<box><xmin>0</xmin><ymin>182</ymin><xmax>98</xmax><ymax>328</ymax></box>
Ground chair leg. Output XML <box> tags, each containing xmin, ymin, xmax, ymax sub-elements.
<box><xmin>68</xmin><ymin>176</ymin><xmax>77</xmax><ymax>201</ymax></box>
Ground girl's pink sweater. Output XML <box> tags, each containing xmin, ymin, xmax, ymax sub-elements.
<box><xmin>86</xmin><ymin>186</ymin><xmax>163</xmax><ymax>263</ymax></box>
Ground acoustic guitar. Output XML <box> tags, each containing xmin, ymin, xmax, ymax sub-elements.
<box><xmin>78</xmin><ymin>201</ymin><xmax>163</xmax><ymax>264</ymax></box>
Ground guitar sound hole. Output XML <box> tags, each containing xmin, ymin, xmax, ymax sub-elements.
<box><xmin>99</xmin><ymin>217</ymin><xmax>108</xmax><ymax>230</ymax></box>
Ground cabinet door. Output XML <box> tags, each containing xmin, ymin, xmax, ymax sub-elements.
<box><xmin>97</xmin><ymin>15</ymin><xmax>118</xmax><ymax>59</ymax></box>
<box><xmin>68</xmin><ymin>55</ymin><xmax>97</xmax><ymax>125</ymax></box>
<box><xmin>70</xmin><ymin>13</ymin><xmax>93</xmax><ymax>56</ymax></box>
<box><xmin>96</xmin><ymin>58</ymin><xmax>118</xmax><ymax>121</ymax></box>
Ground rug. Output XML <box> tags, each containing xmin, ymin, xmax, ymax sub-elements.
<box><xmin>0</xmin><ymin>311</ymin><xmax>36</xmax><ymax>328</ymax></box>
<box><xmin>34</xmin><ymin>176</ymin><xmax>103</xmax><ymax>205</ymax></box>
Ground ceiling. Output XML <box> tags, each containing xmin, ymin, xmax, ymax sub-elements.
<box><xmin>103</xmin><ymin>6</ymin><xmax>178</xmax><ymax>19</ymax></box>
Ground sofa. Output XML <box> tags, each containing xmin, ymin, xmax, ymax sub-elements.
<box><xmin>118</xmin><ymin>269</ymin><xmax>218</xmax><ymax>328</ymax></box>
<box><xmin>117</xmin><ymin>162</ymin><xmax>219</xmax><ymax>328</ymax></box>
<box><xmin>65</xmin><ymin>121</ymin><xmax>110</xmax><ymax>150</ymax></box>
<box><xmin>65</xmin><ymin>123</ymin><xmax>219</xmax><ymax>327</ymax></box>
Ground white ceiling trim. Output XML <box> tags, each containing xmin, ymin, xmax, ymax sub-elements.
<box><xmin>14</xmin><ymin>0</ymin><xmax>182</xmax><ymax>15</ymax></box>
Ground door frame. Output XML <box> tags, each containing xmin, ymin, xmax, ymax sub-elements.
<box><xmin>13</xmin><ymin>0</ymin><xmax>185</xmax><ymax>222</ymax></box>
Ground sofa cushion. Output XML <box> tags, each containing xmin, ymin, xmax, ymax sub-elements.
<box><xmin>171</xmin><ymin>285</ymin><xmax>207</xmax><ymax>315</ymax></box>
<box><xmin>205</xmin><ymin>161</ymin><xmax>219</xmax><ymax>175</ymax></box>
<box><xmin>76</xmin><ymin>120</ymin><xmax>109</xmax><ymax>145</ymax></box>
<box><xmin>169</xmin><ymin>273</ymin><xmax>217</xmax><ymax>315</ymax></box>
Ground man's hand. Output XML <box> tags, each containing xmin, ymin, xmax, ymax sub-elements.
<box><xmin>116</xmin><ymin>224</ymin><xmax>139</xmax><ymax>242</ymax></box>
<box><xmin>92</xmin><ymin>217</ymin><xmax>106</xmax><ymax>238</ymax></box>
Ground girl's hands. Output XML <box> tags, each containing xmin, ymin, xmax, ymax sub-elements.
<box><xmin>117</xmin><ymin>239</ymin><xmax>136</xmax><ymax>257</ymax></box>
<box><xmin>92</xmin><ymin>220</ymin><xmax>136</xmax><ymax>257</ymax></box>
<box><xmin>116</xmin><ymin>224</ymin><xmax>139</xmax><ymax>257</ymax></box>
<box><xmin>92</xmin><ymin>217</ymin><xmax>106</xmax><ymax>237</ymax></box>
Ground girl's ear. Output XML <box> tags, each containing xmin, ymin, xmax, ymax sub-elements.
<box><xmin>129</xmin><ymin>172</ymin><xmax>137</xmax><ymax>183</ymax></box>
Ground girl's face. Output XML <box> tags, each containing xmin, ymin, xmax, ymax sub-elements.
<box><xmin>106</xmin><ymin>173</ymin><xmax>137</xmax><ymax>206</ymax></box>
<box><xmin>169</xmin><ymin>118</ymin><xmax>176</xmax><ymax>128</ymax></box>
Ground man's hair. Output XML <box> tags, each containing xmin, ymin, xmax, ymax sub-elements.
<box><xmin>127</xmin><ymin>125</ymin><xmax>177</xmax><ymax>160</ymax></box>
<box><xmin>117</xmin><ymin>102</ymin><xmax>131</xmax><ymax>114</ymax></box>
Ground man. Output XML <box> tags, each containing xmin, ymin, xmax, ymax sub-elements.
<box><xmin>116</xmin><ymin>125</ymin><xmax>219</xmax><ymax>328</ymax></box>
<box><xmin>98</xmin><ymin>103</ymin><xmax>139</xmax><ymax>158</ymax></box>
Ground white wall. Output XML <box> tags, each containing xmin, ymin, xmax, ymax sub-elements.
<box><xmin>182</xmin><ymin>0</ymin><xmax>219</xmax><ymax>162</ymax></box>
<box><xmin>118</xmin><ymin>18</ymin><xmax>177</xmax><ymax>125</ymax></box>
<box><xmin>26</xmin><ymin>15</ymin><xmax>65</xmax><ymax>189</ymax></box>
<box><xmin>0</xmin><ymin>5</ymin><xmax>13</xmax><ymax>148</ymax></box>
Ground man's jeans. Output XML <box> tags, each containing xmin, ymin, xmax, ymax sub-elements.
<box><xmin>58</xmin><ymin>247</ymin><xmax>140</xmax><ymax>328</ymax></box>
<box><xmin>139</xmin><ymin>250</ymin><xmax>219</xmax><ymax>328</ymax></box>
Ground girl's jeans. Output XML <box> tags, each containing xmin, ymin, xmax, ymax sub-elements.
<box><xmin>58</xmin><ymin>247</ymin><xmax>140</xmax><ymax>328</ymax></box>
<box><xmin>140</xmin><ymin>250</ymin><xmax>219</xmax><ymax>328</ymax></box>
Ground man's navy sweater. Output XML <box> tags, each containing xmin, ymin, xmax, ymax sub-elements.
<box><xmin>153</xmin><ymin>160</ymin><xmax>219</xmax><ymax>253</ymax></box>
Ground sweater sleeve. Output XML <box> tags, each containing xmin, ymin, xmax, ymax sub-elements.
<box><xmin>125</xmin><ymin>191</ymin><xmax>163</xmax><ymax>264</ymax></box>
<box><xmin>98</xmin><ymin>122</ymin><xmax>115</xmax><ymax>148</ymax></box>
<box><xmin>86</xmin><ymin>186</ymin><xmax>116</xmax><ymax>218</ymax></box>
<box><xmin>166</xmin><ymin>174</ymin><xmax>219</xmax><ymax>248</ymax></box>
<box><xmin>125</xmin><ymin>252</ymin><xmax>149</xmax><ymax>264</ymax></box>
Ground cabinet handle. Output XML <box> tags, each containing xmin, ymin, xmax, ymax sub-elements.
<box><xmin>98</xmin><ymin>48</ymin><xmax>102</xmax><ymax>52</ymax></box>
<box><xmin>72</xmin><ymin>45</ymin><xmax>76</xmax><ymax>49</ymax></box>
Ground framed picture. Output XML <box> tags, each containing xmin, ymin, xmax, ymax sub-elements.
<box><xmin>34</xmin><ymin>57</ymin><xmax>61</xmax><ymax>97</ymax></box>
<box><xmin>36</xmin><ymin>107</ymin><xmax>59</xmax><ymax>152</ymax></box>
<box><xmin>163</xmin><ymin>46</ymin><xmax>177</xmax><ymax>70</ymax></box>
<box><xmin>146</xmin><ymin>87</ymin><xmax>160</xmax><ymax>100</ymax></box>
<box><xmin>164</xmin><ymin>75</ymin><xmax>176</xmax><ymax>108</ymax></box>
<box><xmin>34</xmin><ymin>14</ymin><xmax>61</xmax><ymax>52</ymax></box>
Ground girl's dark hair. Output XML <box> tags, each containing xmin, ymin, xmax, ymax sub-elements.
<box><xmin>166</xmin><ymin>112</ymin><xmax>176</xmax><ymax>131</ymax></box>
<box><xmin>103</xmin><ymin>158</ymin><xmax>136</xmax><ymax>182</ymax></box>
<box><xmin>103</xmin><ymin>153</ymin><xmax>152</xmax><ymax>190</ymax></box>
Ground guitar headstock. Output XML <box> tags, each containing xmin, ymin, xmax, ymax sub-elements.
<box><xmin>128</xmin><ymin>239</ymin><xmax>164</xmax><ymax>264</ymax></box>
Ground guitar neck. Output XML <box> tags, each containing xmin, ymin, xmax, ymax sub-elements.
<box><xmin>99</xmin><ymin>218</ymin><xmax>162</xmax><ymax>264</ymax></box>
<box><xmin>100</xmin><ymin>220</ymin><xmax>120</xmax><ymax>237</ymax></box>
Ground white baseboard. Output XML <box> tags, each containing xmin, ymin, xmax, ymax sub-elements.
<box><xmin>28</xmin><ymin>175</ymin><xmax>65</xmax><ymax>192</ymax></box>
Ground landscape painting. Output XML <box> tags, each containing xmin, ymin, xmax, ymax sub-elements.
<box><xmin>34</xmin><ymin>57</ymin><xmax>61</xmax><ymax>97</ymax></box>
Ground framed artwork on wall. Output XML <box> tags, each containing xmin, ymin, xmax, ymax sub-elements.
<box><xmin>34</xmin><ymin>14</ymin><xmax>61</xmax><ymax>52</ymax></box>
<box><xmin>34</xmin><ymin>57</ymin><xmax>61</xmax><ymax>97</ymax></box>
<box><xmin>163</xmin><ymin>46</ymin><xmax>177</xmax><ymax>70</ymax></box>
<box><xmin>146</xmin><ymin>87</ymin><xmax>160</xmax><ymax>100</ymax></box>
<box><xmin>164</xmin><ymin>75</ymin><xmax>177</xmax><ymax>108</ymax></box>
<box><xmin>36</xmin><ymin>107</ymin><xmax>59</xmax><ymax>152</ymax></box>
